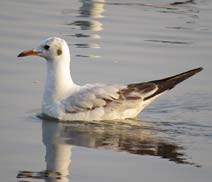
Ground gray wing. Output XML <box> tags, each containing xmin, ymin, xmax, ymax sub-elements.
<box><xmin>62</xmin><ymin>83</ymin><xmax>158</xmax><ymax>113</ymax></box>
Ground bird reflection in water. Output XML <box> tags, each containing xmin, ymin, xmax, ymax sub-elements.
<box><xmin>17</xmin><ymin>117</ymin><xmax>199</xmax><ymax>182</ymax></box>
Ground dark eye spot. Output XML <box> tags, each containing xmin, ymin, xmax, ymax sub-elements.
<box><xmin>44</xmin><ymin>45</ymin><xmax>50</xmax><ymax>50</ymax></box>
<box><xmin>57</xmin><ymin>49</ymin><xmax>62</xmax><ymax>56</ymax></box>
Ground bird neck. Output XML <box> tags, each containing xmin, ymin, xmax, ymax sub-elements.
<box><xmin>43</xmin><ymin>58</ymin><xmax>74</xmax><ymax>103</ymax></box>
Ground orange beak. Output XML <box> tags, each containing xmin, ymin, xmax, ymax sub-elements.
<box><xmin>17</xmin><ymin>50</ymin><xmax>40</xmax><ymax>57</ymax></box>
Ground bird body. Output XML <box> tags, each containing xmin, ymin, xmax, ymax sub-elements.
<box><xmin>18</xmin><ymin>37</ymin><xmax>203</xmax><ymax>121</ymax></box>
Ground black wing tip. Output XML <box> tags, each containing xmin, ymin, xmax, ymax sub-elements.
<box><xmin>183</xmin><ymin>67</ymin><xmax>203</xmax><ymax>78</ymax></box>
<box><xmin>192</xmin><ymin>67</ymin><xmax>203</xmax><ymax>73</ymax></box>
<box><xmin>162</xmin><ymin>66</ymin><xmax>204</xmax><ymax>86</ymax></box>
<box><xmin>174</xmin><ymin>67</ymin><xmax>203</xmax><ymax>77</ymax></box>
<box><xmin>143</xmin><ymin>67</ymin><xmax>203</xmax><ymax>100</ymax></box>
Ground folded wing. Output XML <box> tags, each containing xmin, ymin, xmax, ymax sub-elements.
<box><xmin>63</xmin><ymin>83</ymin><xmax>158</xmax><ymax>113</ymax></box>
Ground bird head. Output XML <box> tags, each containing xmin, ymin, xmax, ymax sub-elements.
<box><xmin>17</xmin><ymin>37</ymin><xmax>70</xmax><ymax>61</ymax></box>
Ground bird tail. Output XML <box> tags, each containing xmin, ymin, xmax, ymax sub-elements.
<box><xmin>144</xmin><ymin>67</ymin><xmax>203</xmax><ymax>100</ymax></box>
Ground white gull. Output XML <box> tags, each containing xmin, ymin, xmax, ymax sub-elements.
<box><xmin>18</xmin><ymin>37</ymin><xmax>203</xmax><ymax>121</ymax></box>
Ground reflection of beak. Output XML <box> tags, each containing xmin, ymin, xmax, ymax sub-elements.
<box><xmin>17</xmin><ymin>50</ymin><xmax>41</xmax><ymax>57</ymax></box>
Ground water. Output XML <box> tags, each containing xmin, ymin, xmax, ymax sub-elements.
<box><xmin>0</xmin><ymin>0</ymin><xmax>212</xmax><ymax>181</ymax></box>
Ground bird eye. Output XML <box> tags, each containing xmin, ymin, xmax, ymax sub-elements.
<box><xmin>44</xmin><ymin>45</ymin><xmax>50</xmax><ymax>50</ymax></box>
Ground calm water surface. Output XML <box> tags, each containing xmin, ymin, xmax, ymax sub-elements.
<box><xmin>0</xmin><ymin>0</ymin><xmax>212</xmax><ymax>182</ymax></box>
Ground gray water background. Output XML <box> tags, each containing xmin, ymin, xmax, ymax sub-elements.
<box><xmin>0</xmin><ymin>0</ymin><xmax>212</xmax><ymax>181</ymax></box>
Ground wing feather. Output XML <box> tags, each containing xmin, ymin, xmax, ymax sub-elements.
<box><xmin>62</xmin><ymin>83</ymin><xmax>158</xmax><ymax>113</ymax></box>
<box><xmin>63</xmin><ymin>84</ymin><xmax>124</xmax><ymax>113</ymax></box>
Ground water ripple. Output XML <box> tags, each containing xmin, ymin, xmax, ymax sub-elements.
<box><xmin>72</xmin><ymin>43</ymin><xmax>101</xmax><ymax>48</ymax></box>
<box><xmin>67</xmin><ymin>20</ymin><xmax>103</xmax><ymax>31</ymax></box>
<box><xmin>145</xmin><ymin>39</ymin><xmax>192</xmax><ymax>44</ymax></box>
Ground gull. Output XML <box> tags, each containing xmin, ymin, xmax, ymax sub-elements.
<box><xmin>18</xmin><ymin>37</ymin><xmax>202</xmax><ymax>121</ymax></box>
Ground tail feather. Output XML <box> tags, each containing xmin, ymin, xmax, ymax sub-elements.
<box><xmin>144</xmin><ymin>67</ymin><xmax>203</xmax><ymax>100</ymax></box>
